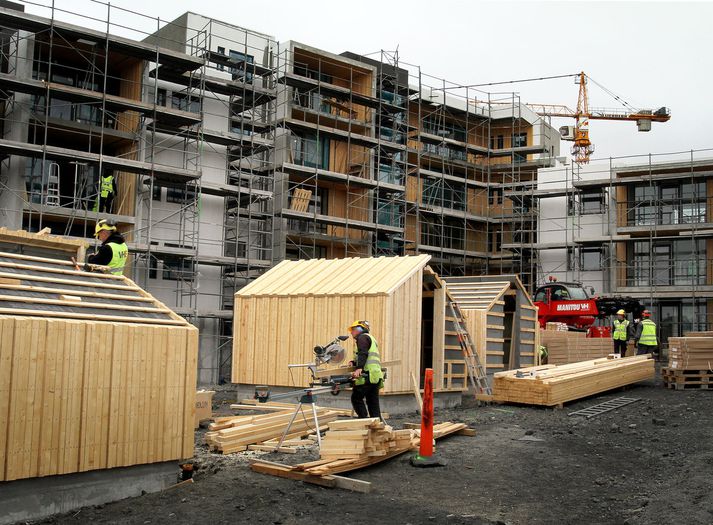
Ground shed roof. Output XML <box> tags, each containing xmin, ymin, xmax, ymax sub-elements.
<box><xmin>444</xmin><ymin>274</ymin><xmax>534</xmax><ymax>310</ymax></box>
<box><xmin>236</xmin><ymin>255</ymin><xmax>431</xmax><ymax>297</ymax></box>
<box><xmin>0</xmin><ymin>251</ymin><xmax>189</xmax><ymax>326</ymax></box>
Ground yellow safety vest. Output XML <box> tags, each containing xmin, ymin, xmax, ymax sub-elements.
<box><xmin>106</xmin><ymin>242</ymin><xmax>128</xmax><ymax>275</ymax></box>
<box><xmin>639</xmin><ymin>319</ymin><xmax>657</xmax><ymax>346</ymax></box>
<box><xmin>100</xmin><ymin>175</ymin><xmax>114</xmax><ymax>198</ymax></box>
<box><xmin>353</xmin><ymin>334</ymin><xmax>384</xmax><ymax>387</ymax></box>
<box><xmin>613</xmin><ymin>319</ymin><xmax>629</xmax><ymax>341</ymax></box>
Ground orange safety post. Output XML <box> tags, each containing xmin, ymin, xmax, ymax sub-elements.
<box><xmin>419</xmin><ymin>368</ymin><xmax>434</xmax><ymax>458</ymax></box>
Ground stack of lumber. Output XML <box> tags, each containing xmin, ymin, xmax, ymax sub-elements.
<box><xmin>668</xmin><ymin>336</ymin><xmax>713</xmax><ymax>370</ymax></box>
<box><xmin>545</xmin><ymin>322</ymin><xmax>568</xmax><ymax>331</ymax></box>
<box><xmin>541</xmin><ymin>330</ymin><xmax>614</xmax><ymax>364</ymax></box>
<box><xmin>491</xmin><ymin>354</ymin><xmax>654</xmax><ymax>407</ymax></box>
<box><xmin>205</xmin><ymin>407</ymin><xmax>342</xmax><ymax>454</ymax></box>
<box><xmin>664</xmin><ymin>336</ymin><xmax>713</xmax><ymax>390</ymax></box>
<box><xmin>251</xmin><ymin>419</ymin><xmax>472</xmax><ymax>490</ymax></box>
<box><xmin>319</xmin><ymin>418</ymin><xmax>415</xmax><ymax>461</ymax></box>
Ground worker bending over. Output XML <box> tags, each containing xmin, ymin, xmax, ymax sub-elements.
<box><xmin>634</xmin><ymin>310</ymin><xmax>658</xmax><ymax>357</ymax></box>
<box><xmin>86</xmin><ymin>219</ymin><xmax>128</xmax><ymax>275</ymax></box>
<box><xmin>348</xmin><ymin>320</ymin><xmax>384</xmax><ymax>419</ymax></box>
<box><xmin>612</xmin><ymin>309</ymin><xmax>630</xmax><ymax>357</ymax></box>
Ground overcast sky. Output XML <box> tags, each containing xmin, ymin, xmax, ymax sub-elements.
<box><xmin>27</xmin><ymin>0</ymin><xmax>713</xmax><ymax>163</ymax></box>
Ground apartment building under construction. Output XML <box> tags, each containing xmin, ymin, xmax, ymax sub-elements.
<box><xmin>537</xmin><ymin>151</ymin><xmax>713</xmax><ymax>341</ymax></box>
<box><xmin>0</xmin><ymin>2</ymin><xmax>559</xmax><ymax>382</ymax></box>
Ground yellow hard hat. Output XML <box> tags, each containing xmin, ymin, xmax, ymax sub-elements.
<box><xmin>347</xmin><ymin>320</ymin><xmax>370</xmax><ymax>332</ymax></box>
<box><xmin>94</xmin><ymin>219</ymin><xmax>117</xmax><ymax>238</ymax></box>
<box><xmin>616</xmin><ymin>309</ymin><xmax>626</xmax><ymax>315</ymax></box>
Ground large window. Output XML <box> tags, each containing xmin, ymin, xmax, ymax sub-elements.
<box><xmin>420</xmin><ymin>217</ymin><xmax>464</xmax><ymax>250</ymax></box>
<box><xmin>422</xmin><ymin>179</ymin><xmax>466</xmax><ymax>211</ymax></box>
<box><xmin>292</xmin><ymin>133</ymin><xmax>329</xmax><ymax>169</ymax></box>
<box><xmin>629</xmin><ymin>239</ymin><xmax>706</xmax><ymax>286</ymax></box>
<box><xmin>632</xmin><ymin>182</ymin><xmax>706</xmax><ymax>226</ymax></box>
<box><xmin>422</xmin><ymin>115</ymin><xmax>466</xmax><ymax>142</ymax></box>
<box><xmin>581</xmin><ymin>247</ymin><xmax>604</xmax><ymax>271</ymax></box>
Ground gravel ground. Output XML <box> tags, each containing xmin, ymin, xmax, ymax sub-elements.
<box><xmin>32</xmin><ymin>371</ymin><xmax>712</xmax><ymax>525</ymax></box>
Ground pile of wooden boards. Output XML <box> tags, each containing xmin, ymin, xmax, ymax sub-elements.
<box><xmin>664</xmin><ymin>336</ymin><xmax>713</xmax><ymax>390</ymax></box>
<box><xmin>205</xmin><ymin>406</ymin><xmax>345</xmax><ymax>454</ymax></box>
<box><xmin>251</xmin><ymin>419</ymin><xmax>472</xmax><ymax>491</ymax></box>
<box><xmin>318</xmin><ymin>418</ymin><xmax>415</xmax><ymax>462</ymax></box>
<box><xmin>541</xmin><ymin>330</ymin><xmax>620</xmax><ymax>365</ymax></box>
<box><xmin>490</xmin><ymin>354</ymin><xmax>654</xmax><ymax>407</ymax></box>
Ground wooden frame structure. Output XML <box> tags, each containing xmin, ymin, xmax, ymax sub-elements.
<box><xmin>0</xmin><ymin>250</ymin><xmax>197</xmax><ymax>482</ymax></box>
<box><xmin>444</xmin><ymin>275</ymin><xmax>538</xmax><ymax>375</ymax></box>
<box><xmin>232</xmin><ymin>255</ymin><xmax>466</xmax><ymax>394</ymax></box>
<box><xmin>0</xmin><ymin>227</ymin><xmax>89</xmax><ymax>262</ymax></box>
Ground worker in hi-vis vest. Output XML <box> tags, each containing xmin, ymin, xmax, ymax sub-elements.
<box><xmin>634</xmin><ymin>310</ymin><xmax>658</xmax><ymax>357</ymax></box>
<box><xmin>85</xmin><ymin>219</ymin><xmax>128</xmax><ymax>275</ymax></box>
<box><xmin>96</xmin><ymin>173</ymin><xmax>117</xmax><ymax>213</ymax></box>
<box><xmin>347</xmin><ymin>320</ymin><xmax>384</xmax><ymax>420</ymax></box>
<box><xmin>612</xmin><ymin>309</ymin><xmax>630</xmax><ymax>357</ymax></box>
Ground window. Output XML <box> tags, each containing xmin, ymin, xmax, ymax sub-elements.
<box><xmin>422</xmin><ymin>179</ymin><xmax>466</xmax><ymax>211</ymax></box>
<box><xmin>422</xmin><ymin>115</ymin><xmax>466</xmax><ymax>141</ymax></box>
<box><xmin>581</xmin><ymin>189</ymin><xmax>605</xmax><ymax>215</ymax></box>
<box><xmin>230</xmin><ymin>50</ymin><xmax>254</xmax><ymax>83</ymax></box>
<box><xmin>171</xmin><ymin>93</ymin><xmax>200</xmax><ymax>113</ymax></box>
<box><xmin>512</xmin><ymin>132</ymin><xmax>528</xmax><ymax>163</ymax></box>
<box><xmin>376</xmin><ymin>200</ymin><xmax>403</xmax><ymax>228</ymax></box>
<box><xmin>216</xmin><ymin>46</ymin><xmax>225</xmax><ymax>71</ymax></box>
<box><xmin>581</xmin><ymin>247</ymin><xmax>603</xmax><ymax>271</ymax></box>
<box><xmin>286</xmin><ymin>244</ymin><xmax>326</xmax><ymax>260</ymax></box>
<box><xmin>292</xmin><ymin>133</ymin><xmax>329</xmax><ymax>169</ymax></box>
<box><xmin>489</xmin><ymin>188</ymin><xmax>503</xmax><ymax>206</ymax></box>
<box><xmin>166</xmin><ymin>186</ymin><xmax>196</xmax><ymax>204</ymax></box>
<box><xmin>162</xmin><ymin>256</ymin><xmax>194</xmax><ymax>281</ymax></box>
<box><xmin>152</xmin><ymin>184</ymin><xmax>162</xmax><ymax>201</ymax></box>
<box><xmin>632</xmin><ymin>182</ymin><xmax>706</xmax><ymax>226</ymax></box>
<box><xmin>156</xmin><ymin>88</ymin><xmax>167</xmax><ymax>107</ymax></box>
<box><xmin>490</xmin><ymin>134</ymin><xmax>504</xmax><ymax>150</ymax></box>
<box><xmin>628</xmin><ymin>239</ymin><xmax>705</xmax><ymax>286</ymax></box>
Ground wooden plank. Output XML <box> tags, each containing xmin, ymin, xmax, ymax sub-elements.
<box><xmin>411</xmin><ymin>372</ymin><xmax>423</xmax><ymax>413</ymax></box>
<box><xmin>0</xmin><ymin>308</ymin><xmax>186</xmax><ymax>326</ymax></box>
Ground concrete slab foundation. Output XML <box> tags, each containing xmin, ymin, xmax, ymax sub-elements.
<box><xmin>0</xmin><ymin>461</ymin><xmax>178</xmax><ymax>525</ymax></box>
<box><xmin>235</xmin><ymin>384</ymin><xmax>463</xmax><ymax>416</ymax></box>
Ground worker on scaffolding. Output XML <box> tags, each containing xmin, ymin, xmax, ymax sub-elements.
<box><xmin>612</xmin><ymin>309</ymin><xmax>630</xmax><ymax>357</ymax></box>
<box><xmin>94</xmin><ymin>173</ymin><xmax>117</xmax><ymax>214</ymax></box>
<box><xmin>634</xmin><ymin>310</ymin><xmax>658</xmax><ymax>358</ymax></box>
<box><xmin>347</xmin><ymin>320</ymin><xmax>384</xmax><ymax>420</ymax></box>
<box><xmin>84</xmin><ymin>219</ymin><xmax>128</xmax><ymax>275</ymax></box>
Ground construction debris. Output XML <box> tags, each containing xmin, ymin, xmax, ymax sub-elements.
<box><xmin>250</xmin><ymin>418</ymin><xmax>473</xmax><ymax>490</ymax></box>
<box><xmin>489</xmin><ymin>355</ymin><xmax>654</xmax><ymax>407</ymax></box>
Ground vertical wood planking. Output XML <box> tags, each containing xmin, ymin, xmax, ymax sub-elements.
<box><xmin>182</xmin><ymin>328</ymin><xmax>197</xmax><ymax>459</ymax></box>
<box><xmin>432</xmin><ymin>287</ymin><xmax>446</xmax><ymax>390</ymax></box>
<box><xmin>28</xmin><ymin>318</ymin><xmax>47</xmax><ymax>478</ymax></box>
<box><xmin>0</xmin><ymin>318</ymin><xmax>16</xmax><ymax>480</ymax></box>
<box><xmin>6</xmin><ymin>320</ymin><xmax>31</xmax><ymax>479</ymax></box>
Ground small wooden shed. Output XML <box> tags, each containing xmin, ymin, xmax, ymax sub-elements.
<box><xmin>232</xmin><ymin>255</ymin><xmax>468</xmax><ymax>394</ymax></box>
<box><xmin>444</xmin><ymin>275</ymin><xmax>539</xmax><ymax>374</ymax></box>
<box><xmin>0</xmin><ymin>250</ymin><xmax>197</xmax><ymax>482</ymax></box>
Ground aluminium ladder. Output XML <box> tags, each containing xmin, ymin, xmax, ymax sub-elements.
<box><xmin>45</xmin><ymin>162</ymin><xmax>60</xmax><ymax>206</ymax></box>
<box><xmin>448</xmin><ymin>300</ymin><xmax>492</xmax><ymax>395</ymax></box>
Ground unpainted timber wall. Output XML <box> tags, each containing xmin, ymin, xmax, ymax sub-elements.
<box><xmin>232</xmin><ymin>271</ymin><xmax>424</xmax><ymax>394</ymax></box>
<box><xmin>0</xmin><ymin>317</ymin><xmax>197</xmax><ymax>482</ymax></box>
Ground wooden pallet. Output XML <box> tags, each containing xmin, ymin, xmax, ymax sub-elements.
<box><xmin>662</xmin><ymin>368</ymin><xmax>713</xmax><ymax>390</ymax></box>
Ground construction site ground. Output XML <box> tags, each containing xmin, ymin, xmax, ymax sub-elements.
<box><xmin>35</xmin><ymin>370</ymin><xmax>712</xmax><ymax>525</ymax></box>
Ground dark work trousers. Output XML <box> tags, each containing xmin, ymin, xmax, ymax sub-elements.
<box><xmin>351</xmin><ymin>382</ymin><xmax>381</xmax><ymax>419</ymax></box>
<box><xmin>613</xmin><ymin>339</ymin><xmax>628</xmax><ymax>357</ymax></box>
<box><xmin>99</xmin><ymin>193</ymin><xmax>115</xmax><ymax>213</ymax></box>
<box><xmin>637</xmin><ymin>344</ymin><xmax>657</xmax><ymax>356</ymax></box>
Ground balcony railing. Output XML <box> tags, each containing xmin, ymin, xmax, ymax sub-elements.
<box><xmin>618</xmin><ymin>199</ymin><xmax>708</xmax><ymax>227</ymax></box>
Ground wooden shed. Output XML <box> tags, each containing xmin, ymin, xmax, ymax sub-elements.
<box><xmin>0</xmin><ymin>250</ymin><xmax>197</xmax><ymax>482</ymax></box>
<box><xmin>444</xmin><ymin>275</ymin><xmax>539</xmax><ymax>374</ymax></box>
<box><xmin>232</xmin><ymin>255</ymin><xmax>468</xmax><ymax>394</ymax></box>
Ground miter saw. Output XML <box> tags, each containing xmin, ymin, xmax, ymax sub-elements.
<box><xmin>253</xmin><ymin>335</ymin><xmax>365</xmax><ymax>449</ymax></box>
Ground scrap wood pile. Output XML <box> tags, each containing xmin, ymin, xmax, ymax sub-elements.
<box><xmin>251</xmin><ymin>417</ymin><xmax>473</xmax><ymax>490</ymax></box>
<box><xmin>205</xmin><ymin>401</ymin><xmax>351</xmax><ymax>454</ymax></box>
<box><xmin>540</xmin><ymin>330</ymin><xmax>616</xmax><ymax>365</ymax></box>
<box><xmin>664</xmin><ymin>336</ymin><xmax>713</xmax><ymax>390</ymax></box>
<box><xmin>490</xmin><ymin>354</ymin><xmax>654</xmax><ymax>407</ymax></box>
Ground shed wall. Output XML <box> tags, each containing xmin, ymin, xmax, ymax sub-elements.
<box><xmin>0</xmin><ymin>317</ymin><xmax>197</xmax><ymax>482</ymax></box>
<box><xmin>232</xmin><ymin>271</ymin><xmax>424</xmax><ymax>394</ymax></box>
